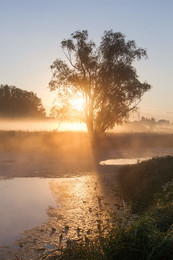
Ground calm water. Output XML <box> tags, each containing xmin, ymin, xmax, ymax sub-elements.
<box><xmin>100</xmin><ymin>147</ymin><xmax>173</xmax><ymax>165</ymax></box>
<box><xmin>0</xmin><ymin>174</ymin><xmax>120</xmax><ymax>259</ymax></box>
<box><xmin>100</xmin><ymin>157</ymin><xmax>151</xmax><ymax>165</ymax></box>
<box><xmin>0</xmin><ymin>178</ymin><xmax>56</xmax><ymax>245</ymax></box>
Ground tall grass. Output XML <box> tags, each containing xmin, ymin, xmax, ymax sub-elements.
<box><xmin>45</xmin><ymin>215</ymin><xmax>173</xmax><ymax>259</ymax></box>
<box><xmin>148</xmin><ymin>179</ymin><xmax>173</xmax><ymax>232</ymax></box>
<box><xmin>118</xmin><ymin>156</ymin><xmax>173</xmax><ymax>212</ymax></box>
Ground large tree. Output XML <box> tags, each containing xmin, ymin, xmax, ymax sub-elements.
<box><xmin>0</xmin><ymin>85</ymin><xmax>46</xmax><ymax>118</ymax></box>
<box><xmin>49</xmin><ymin>30</ymin><xmax>151</xmax><ymax>138</ymax></box>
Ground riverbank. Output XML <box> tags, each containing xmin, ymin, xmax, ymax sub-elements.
<box><xmin>42</xmin><ymin>156</ymin><xmax>173</xmax><ymax>260</ymax></box>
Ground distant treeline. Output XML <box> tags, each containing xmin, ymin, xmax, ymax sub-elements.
<box><xmin>139</xmin><ymin>116</ymin><xmax>172</xmax><ymax>125</ymax></box>
<box><xmin>131</xmin><ymin>116</ymin><xmax>173</xmax><ymax>129</ymax></box>
<box><xmin>0</xmin><ymin>85</ymin><xmax>46</xmax><ymax>118</ymax></box>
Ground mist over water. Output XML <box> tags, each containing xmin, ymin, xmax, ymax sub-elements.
<box><xmin>0</xmin><ymin>178</ymin><xmax>56</xmax><ymax>245</ymax></box>
<box><xmin>0</xmin><ymin>118</ymin><xmax>173</xmax><ymax>133</ymax></box>
<box><xmin>0</xmin><ymin>119</ymin><xmax>86</xmax><ymax>132</ymax></box>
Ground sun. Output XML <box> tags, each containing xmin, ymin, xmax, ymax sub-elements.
<box><xmin>70</xmin><ymin>96</ymin><xmax>84</xmax><ymax>111</ymax></box>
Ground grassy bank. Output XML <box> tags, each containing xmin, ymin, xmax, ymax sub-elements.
<box><xmin>47</xmin><ymin>216</ymin><xmax>173</xmax><ymax>260</ymax></box>
<box><xmin>45</xmin><ymin>184</ymin><xmax>173</xmax><ymax>259</ymax></box>
<box><xmin>118</xmin><ymin>156</ymin><xmax>173</xmax><ymax>212</ymax></box>
<box><xmin>40</xmin><ymin>157</ymin><xmax>173</xmax><ymax>259</ymax></box>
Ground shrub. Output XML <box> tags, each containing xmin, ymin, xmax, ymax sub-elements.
<box><xmin>118</xmin><ymin>156</ymin><xmax>173</xmax><ymax>212</ymax></box>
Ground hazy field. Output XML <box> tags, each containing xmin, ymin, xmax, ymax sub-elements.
<box><xmin>1</xmin><ymin>130</ymin><xmax>173</xmax><ymax>178</ymax></box>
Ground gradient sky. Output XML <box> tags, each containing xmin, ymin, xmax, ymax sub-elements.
<box><xmin>0</xmin><ymin>0</ymin><xmax>173</xmax><ymax>120</ymax></box>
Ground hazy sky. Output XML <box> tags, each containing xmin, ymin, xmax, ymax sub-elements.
<box><xmin>0</xmin><ymin>0</ymin><xmax>173</xmax><ymax>120</ymax></box>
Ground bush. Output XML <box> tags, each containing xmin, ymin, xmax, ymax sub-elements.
<box><xmin>148</xmin><ymin>180</ymin><xmax>173</xmax><ymax>232</ymax></box>
<box><xmin>118</xmin><ymin>156</ymin><xmax>173</xmax><ymax>212</ymax></box>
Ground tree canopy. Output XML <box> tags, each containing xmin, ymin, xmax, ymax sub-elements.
<box><xmin>49</xmin><ymin>30</ymin><xmax>151</xmax><ymax>138</ymax></box>
<box><xmin>0</xmin><ymin>85</ymin><xmax>46</xmax><ymax>118</ymax></box>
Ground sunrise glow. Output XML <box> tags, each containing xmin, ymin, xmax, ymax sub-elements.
<box><xmin>70</xmin><ymin>96</ymin><xmax>85</xmax><ymax>112</ymax></box>
<box><xmin>59</xmin><ymin>121</ymin><xmax>87</xmax><ymax>132</ymax></box>
<box><xmin>1</xmin><ymin>1</ymin><xmax>173</xmax><ymax>258</ymax></box>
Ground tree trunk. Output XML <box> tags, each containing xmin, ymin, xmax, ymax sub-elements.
<box><xmin>86</xmin><ymin>119</ymin><xmax>93</xmax><ymax>138</ymax></box>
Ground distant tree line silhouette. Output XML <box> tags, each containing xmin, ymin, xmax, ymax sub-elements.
<box><xmin>139</xmin><ymin>117</ymin><xmax>172</xmax><ymax>126</ymax></box>
<box><xmin>0</xmin><ymin>85</ymin><xmax>46</xmax><ymax>118</ymax></box>
<box><xmin>131</xmin><ymin>116</ymin><xmax>173</xmax><ymax>131</ymax></box>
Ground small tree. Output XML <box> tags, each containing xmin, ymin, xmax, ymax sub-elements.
<box><xmin>49</xmin><ymin>30</ymin><xmax>151</xmax><ymax>139</ymax></box>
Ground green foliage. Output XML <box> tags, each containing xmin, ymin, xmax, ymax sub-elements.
<box><xmin>49</xmin><ymin>30</ymin><xmax>151</xmax><ymax>137</ymax></box>
<box><xmin>101</xmin><ymin>217</ymin><xmax>173</xmax><ymax>260</ymax></box>
<box><xmin>45</xmin><ymin>215</ymin><xmax>173</xmax><ymax>260</ymax></box>
<box><xmin>0</xmin><ymin>84</ymin><xmax>46</xmax><ymax>118</ymax></box>
<box><xmin>148</xmin><ymin>180</ymin><xmax>173</xmax><ymax>232</ymax></box>
<box><xmin>118</xmin><ymin>156</ymin><xmax>173</xmax><ymax>212</ymax></box>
